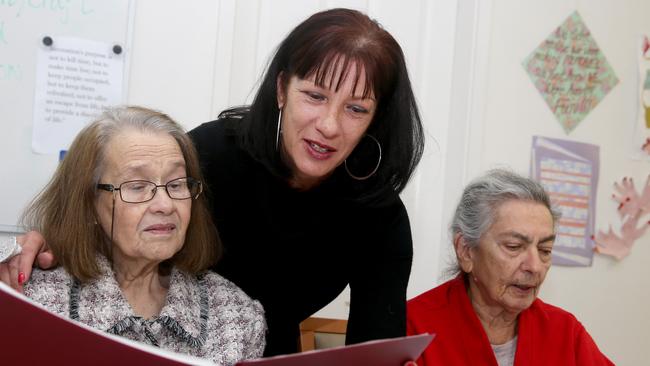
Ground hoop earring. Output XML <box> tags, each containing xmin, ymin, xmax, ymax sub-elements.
<box><xmin>345</xmin><ymin>134</ymin><xmax>382</xmax><ymax>180</ymax></box>
<box><xmin>275</xmin><ymin>108</ymin><xmax>283</xmax><ymax>151</ymax></box>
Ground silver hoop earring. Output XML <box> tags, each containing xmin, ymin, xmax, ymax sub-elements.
<box><xmin>275</xmin><ymin>108</ymin><xmax>283</xmax><ymax>151</ymax></box>
<box><xmin>345</xmin><ymin>134</ymin><xmax>382</xmax><ymax>180</ymax></box>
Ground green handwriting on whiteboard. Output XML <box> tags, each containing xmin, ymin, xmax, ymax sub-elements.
<box><xmin>0</xmin><ymin>0</ymin><xmax>94</xmax><ymax>24</ymax></box>
<box><xmin>0</xmin><ymin>63</ymin><xmax>22</xmax><ymax>81</ymax></box>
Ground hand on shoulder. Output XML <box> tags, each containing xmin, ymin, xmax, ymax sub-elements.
<box><xmin>0</xmin><ymin>231</ymin><xmax>56</xmax><ymax>292</ymax></box>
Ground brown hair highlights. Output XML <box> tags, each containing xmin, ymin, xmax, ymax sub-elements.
<box><xmin>279</xmin><ymin>8</ymin><xmax>400</xmax><ymax>105</ymax></box>
<box><xmin>21</xmin><ymin>106</ymin><xmax>221</xmax><ymax>282</ymax></box>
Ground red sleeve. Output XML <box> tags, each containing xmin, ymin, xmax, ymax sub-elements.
<box><xmin>574</xmin><ymin>323</ymin><xmax>615</xmax><ymax>365</ymax></box>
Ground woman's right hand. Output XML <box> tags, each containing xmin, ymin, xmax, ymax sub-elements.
<box><xmin>0</xmin><ymin>231</ymin><xmax>56</xmax><ymax>292</ymax></box>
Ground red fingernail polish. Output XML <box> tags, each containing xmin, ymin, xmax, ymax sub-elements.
<box><xmin>18</xmin><ymin>272</ymin><xmax>25</xmax><ymax>285</ymax></box>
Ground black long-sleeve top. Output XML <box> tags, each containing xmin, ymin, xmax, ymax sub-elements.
<box><xmin>188</xmin><ymin>117</ymin><xmax>413</xmax><ymax>356</ymax></box>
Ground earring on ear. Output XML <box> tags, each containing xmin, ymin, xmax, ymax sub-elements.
<box><xmin>344</xmin><ymin>134</ymin><xmax>382</xmax><ymax>180</ymax></box>
<box><xmin>275</xmin><ymin>107</ymin><xmax>283</xmax><ymax>151</ymax></box>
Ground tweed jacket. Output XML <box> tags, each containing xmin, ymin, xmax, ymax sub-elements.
<box><xmin>24</xmin><ymin>256</ymin><xmax>266</xmax><ymax>366</ymax></box>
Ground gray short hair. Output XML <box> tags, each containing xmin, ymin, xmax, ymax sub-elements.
<box><xmin>92</xmin><ymin>106</ymin><xmax>189</xmax><ymax>185</ymax></box>
<box><xmin>451</xmin><ymin>169</ymin><xmax>561</xmax><ymax>249</ymax></box>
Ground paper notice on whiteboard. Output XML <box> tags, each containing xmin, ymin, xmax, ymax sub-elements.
<box><xmin>32</xmin><ymin>37</ymin><xmax>125</xmax><ymax>154</ymax></box>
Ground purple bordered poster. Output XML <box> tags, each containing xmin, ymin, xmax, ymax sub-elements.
<box><xmin>531</xmin><ymin>136</ymin><xmax>600</xmax><ymax>266</ymax></box>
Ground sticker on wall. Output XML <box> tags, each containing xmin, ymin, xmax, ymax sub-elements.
<box><xmin>531</xmin><ymin>136</ymin><xmax>599</xmax><ymax>266</ymax></box>
<box><xmin>523</xmin><ymin>11</ymin><xmax>619</xmax><ymax>134</ymax></box>
<box><xmin>594</xmin><ymin>176</ymin><xmax>650</xmax><ymax>260</ymax></box>
<box><xmin>634</xmin><ymin>35</ymin><xmax>650</xmax><ymax>160</ymax></box>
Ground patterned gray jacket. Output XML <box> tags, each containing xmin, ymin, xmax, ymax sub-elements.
<box><xmin>24</xmin><ymin>256</ymin><xmax>266</xmax><ymax>366</ymax></box>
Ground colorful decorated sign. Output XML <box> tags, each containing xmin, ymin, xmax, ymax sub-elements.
<box><xmin>531</xmin><ymin>136</ymin><xmax>599</xmax><ymax>266</ymax></box>
<box><xmin>635</xmin><ymin>36</ymin><xmax>650</xmax><ymax>160</ymax></box>
<box><xmin>523</xmin><ymin>11</ymin><xmax>618</xmax><ymax>133</ymax></box>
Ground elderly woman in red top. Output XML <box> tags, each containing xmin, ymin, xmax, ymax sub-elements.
<box><xmin>407</xmin><ymin>169</ymin><xmax>614</xmax><ymax>366</ymax></box>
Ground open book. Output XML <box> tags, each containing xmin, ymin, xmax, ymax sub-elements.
<box><xmin>1</xmin><ymin>282</ymin><xmax>434</xmax><ymax>365</ymax></box>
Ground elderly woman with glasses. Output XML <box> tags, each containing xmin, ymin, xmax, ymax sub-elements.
<box><xmin>407</xmin><ymin>169</ymin><xmax>613</xmax><ymax>366</ymax></box>
<box><xmin>19</xmin><ymin>106</ymin><xmax>266</xmax><ymax>366</ymax></box>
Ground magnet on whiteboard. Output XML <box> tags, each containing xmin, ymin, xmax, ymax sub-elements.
<box><xmin>112</xmin><ymin>45</ymin><xmax>122</xmax><ymax>55</ymax></box>
<box><xmin>42</xmin><ymin>36</ymin><xmax>53</xmax><ymax>47</ymax></box>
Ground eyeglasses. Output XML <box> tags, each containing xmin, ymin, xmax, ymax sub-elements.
<box><xmin>97</xmin><ymin>177</ymin><xmax>202</xmax><ymax>203</ymax></box>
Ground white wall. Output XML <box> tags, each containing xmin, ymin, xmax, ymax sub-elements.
<box><xmin>455</xmin><ymin>1</ymin><xmax>650</xmax><ymax>364</ymax></box>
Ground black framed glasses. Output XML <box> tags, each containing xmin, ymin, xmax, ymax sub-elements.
<box><xmin>97</xmin><ymin>177</ymin><xmax>203</xmax><ymax>203</ymax></box>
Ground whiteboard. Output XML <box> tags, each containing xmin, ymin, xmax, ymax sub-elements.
<box><xmin>0</xmin><ymin>0</ymin><xmax>134</xmax><ymax>231</ymax></box>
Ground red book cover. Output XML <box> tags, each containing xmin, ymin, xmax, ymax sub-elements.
<box><xmin>0</xmin><ymin>282</ymin><xmax>213</xmax><ymax>365</ymax></box>
<box><xmin>236</xmin><ymin>333</ymin><xmax>435</xmax><ymax>366</ymax></box>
